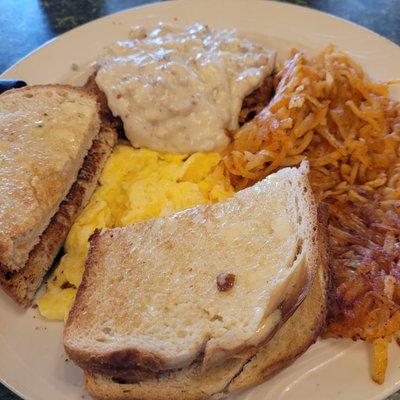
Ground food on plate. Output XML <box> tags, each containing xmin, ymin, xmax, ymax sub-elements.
<box><xmin>224</xmin><ymin>45</ymin><xmax>400</xmax><ymax>381</ymax></box>
<box><xmin>37</xmin><ymin>145</ymin><xmax>233</xmax><ymax>319</ymax></box>
<box><xmin>95</xmin><ymin>23</ymin><xmax>276</xmax><ymax>153</ymax></box>
<box><xmin>0</xmin><ymin>85</ymin><xmax>117</xmax><ymax>306</ymax></box>
<box><xmin>84</xmin><ymin>250</ymin><xmax>328</xmax><ymax>400</ymax></box>
<box><xmin>0</xmin><ymin>85</ymin><xmax>99</xmax><ymax>272</ymax></box>
<box><xmin>63</xmin><ymin>162</ymin><xmax>328</xmax><ymax>398</ymax></box>
<box><xmin>0</xmin><ymin>125</ymin><xmax>117</xmax><ymax>307</ymax></box>
<box><xmin>3</xmin><ymin>18</ymin><xmax>399</xmax><ymax>396</ymax></box>
<box><xmin>372</xmin><ymin>337</ymin><xmax>389</xmax><ymax>385</ymax></box>
<box><xmin>39</xmin><ymin>29</ymin><xmax>400</xmax><ymax>385</ymax></box>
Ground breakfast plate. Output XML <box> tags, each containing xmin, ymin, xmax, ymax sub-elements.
<box><xmin>1</xmin><ymin>1</ymin><xmax>400</xmax><ymax>399</ymax></box>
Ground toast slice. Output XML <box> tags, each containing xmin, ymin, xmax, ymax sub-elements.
<box><xmin>64</xmin><ymin>162</ymin><xmax>321</xmax><ymax>377</ymax></box>
<box><xmin>0</xmin><ymin>85</ymin><xmax>100</xmax><ymax>272</ymax></box>
<box><xmin>0</xmin><ymin>123</ymin><xmax>117</xmax><ymax>307</ymax></box>
<box><xmin>84</xmin><ymin>212</ymin><xmax>328</xmax><ymax>400</ymax></box>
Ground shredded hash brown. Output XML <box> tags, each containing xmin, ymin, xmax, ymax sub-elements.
<box><xmin>224</xmin><ymin>46</ymin><xmax>400</xmax><ymax>362</ymax></box>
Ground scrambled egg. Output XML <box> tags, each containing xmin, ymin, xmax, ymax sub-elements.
<box><xmin>37</xmin><ymin>144</ymin><xmax>234</xmax><ymax>320</ymax></box>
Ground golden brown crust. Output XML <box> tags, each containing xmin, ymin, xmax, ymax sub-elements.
<box><xmin>84</xmin><ymin>73</ymin><xmax>124</xmax><ymax>135</ymax></box>
<box><xmin>0</xmin><ymin>83</ymin><xmax>97</xmax><ymax>102</ymax></box>
<box><xmin>84</xmin><ymin>75</ymin><xmax>112</xmax><ymax>121</ymax></box>
<box><xmin>0</xmin><ymin>124</ymin><xmax>117</xmax><ymax>307</ymax></box>
<box><xmin>69</xmin><ymin>349</ymin><xmax>164</xmax><ymax>383</ymax></box>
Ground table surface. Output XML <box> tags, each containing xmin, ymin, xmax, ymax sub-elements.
<box><xmin>0</xmin><ymin>0</ymin><xmax>399</xmax><ymax>399</ymax></box>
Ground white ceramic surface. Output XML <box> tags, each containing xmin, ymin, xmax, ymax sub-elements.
<box><xmin>1</xmin><ymin>1</ymin><xmax>400</xmax><ymax>399</ymax></box>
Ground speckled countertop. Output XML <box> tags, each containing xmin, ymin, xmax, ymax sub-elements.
<box><xmin>0</xmin><ymin>1</ymin><xmax>399</xmax><ymax>399</ymax></box>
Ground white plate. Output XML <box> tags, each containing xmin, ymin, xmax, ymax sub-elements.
<box><xmin>1</xmin><ymin>1</ymin><xmax>400</xmax><ymax>399</ymax></box>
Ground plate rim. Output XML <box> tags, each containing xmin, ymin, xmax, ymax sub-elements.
<box><xmin>2</xmin><ymin>0</ymin><xmax>400</xmax><ymax>78</ymax></box>
<box><xmin>1</xmin><ymin>1</ymin><xmax>400</xmax><ymax>400</ymax></box>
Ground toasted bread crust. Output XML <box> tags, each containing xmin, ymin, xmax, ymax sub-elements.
<box><xmin>64</xmin><ymin>229</ymin><xmax>166</xmax><ymax>380</ymax></box>
<box><xmin>0</xmin><ymin>84</ymin><xmax>100</xmax><ymax>272</ymax></box>
<box><xmin>0</xmin><ymin>83</ymin><xmax>98</xmax><ymax>101</ymax></box>
<box><xmin>84</xmin><ymin>75</ymin><xmax>112</xmax><ymax>121</ymax></box>
<box><xmin>83</xmin><ymin>211</ymin><xmax>329</xmax><ymax>400</ymax></box>
<box><xmin>0</xmin><ymin>124</ymin><xmax>117</xmax><ymax>307</ymax></box>
<box><xmin>84</xmin><ymin>73</ymin><xmax>124</xmax><ymax>135</ymax></box>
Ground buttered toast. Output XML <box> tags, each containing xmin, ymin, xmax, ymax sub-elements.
<box><xmin>0</xmin><ymin>85</ymin><xmax>118</xmax><ymax>306</ymax></box>
<box><xmin>0</xmin><ymin>85</ymin><xmax>100</xmax><ymax>272</ymax></box>
<box><xmin>85</xmin><ymin>230</ymin><xmax>328</xmax><ymax>400</ymax></box>
<box><xmin>0</xmin><ymin>124</ymin><xmax>117</xmax><ymax>306</ymax></box>
<box><xmin>64</xmin><ymin>162</ymin><xmax>322</xmax><ymax>380</ymax></box>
